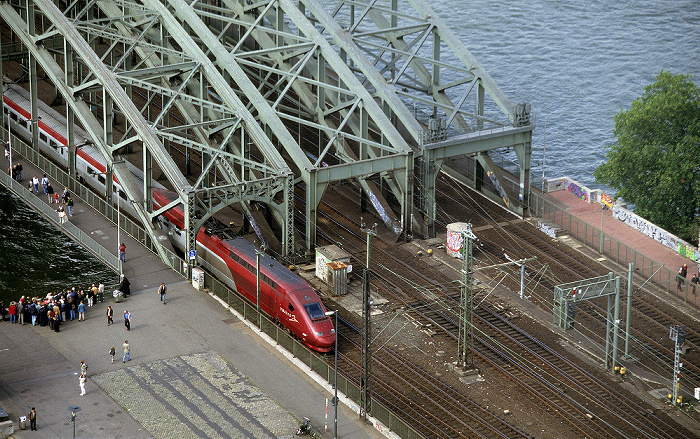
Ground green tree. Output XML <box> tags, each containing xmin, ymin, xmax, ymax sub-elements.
<box><xmin>594</xmin><ymin>71</ymin><xmax>700</xmax><ymax>244</ymax></box>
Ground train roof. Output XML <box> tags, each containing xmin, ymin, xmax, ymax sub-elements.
<box><xmin>223</xmin><ymin>237</ymin><xmax>313</xmax><ymax>293</ymax></box>
<box><xmin>4</xmin><ymin>83</ymin><xmax>91</xmax><ymax>146</ymax></box>
<box><xmin>5</xmin><ymin>83</ymin><xmax>162</xmax><ymax>191</ymax></box>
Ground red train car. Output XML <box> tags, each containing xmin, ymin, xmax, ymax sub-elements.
<box><xmin>3</xmin><ymin>81</ymin><xmax>335</xmax><ymax>353</ymax></box>
<box><xmin>152</xmin><ymin>189</ymin><xmax>336</xmax><ymax>352</ymax></box>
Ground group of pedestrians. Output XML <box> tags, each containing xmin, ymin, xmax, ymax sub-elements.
<box><xmin>676</xmin><ymin>263</ymin><xmax>700</xmax><ymax>293</ymax></box>
<box><xmin>0</xmin><ymin>283</ymin><xmax>105</xmax><ymax>331</ymax></box>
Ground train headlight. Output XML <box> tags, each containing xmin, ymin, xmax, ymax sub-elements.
<box><xmin>330</xmin><ymin>328</ymin><xmax>336</xmax><ymax>334</ymax></box>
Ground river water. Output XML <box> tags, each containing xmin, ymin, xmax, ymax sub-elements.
<box><xmin>433</xmin><ymin>0</ymin><xmax>700</xmax><ymax>188</ymax></box>
<box><xmin>1</xmin><ymin>1</ymin><xmax>699</xmax><ymax>305</ymax></box>
<box><xmin>0</xmin><ymin>186</ymin><xmax>114</xmax><ymax>306</ymax></box>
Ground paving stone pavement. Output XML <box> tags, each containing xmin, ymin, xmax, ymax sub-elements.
<box><xmin>92</xmin><ymin>352</ymin><xmax>295</xmax><ymax>439</ymax></box>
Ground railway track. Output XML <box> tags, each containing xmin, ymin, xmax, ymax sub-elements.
<box><xmin>433</xmin><ymin>178</ymin><xmax>700</xmax><ymax>391</ymax></box>
<box><xmin>306</xmin><ymin>188</ymin><xmax>696</xmax><ymax>438</ymax></box>
<box><xmin>335</xmin><ymin>317</ymin><xmax>531</xmax><ymax>439</ymax></box>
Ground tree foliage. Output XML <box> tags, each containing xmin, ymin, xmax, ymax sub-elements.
<box><xmin>594</xmin><ymin>71</ymin><xmax>700</xmax><ymax>243</ymax></box>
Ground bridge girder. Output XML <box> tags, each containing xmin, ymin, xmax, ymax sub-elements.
<box><xmin>180</xmin><ymin>0</ymin><xmax>416</xmax><ymax>247</ymax></box>
<box><xmin>302</xmin><ymin>0</ymin><xmax>534</xmax><ymax>229</ymax></box>
<box><xmin>3</xmin><ymin>0</ymin><xmax>534</xmax><ymax>258</ymax></box>
<box><xmin>0</xmin><ymin>0</ymin><xmax>296</xmax><ymax>262</ymax></box>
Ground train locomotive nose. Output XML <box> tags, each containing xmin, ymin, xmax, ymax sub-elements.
<box><xmin>313</xmin><ymin>333</ymin><xmax>336</xmax><ymax>352</ymax></box>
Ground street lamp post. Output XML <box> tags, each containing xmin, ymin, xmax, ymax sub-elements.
<box><xmin>67</xmin><ymin>405</ymin><xmax>81</xmax><ymax>439</ymax></box>
<box><xmin>325</xmin><ymin>310</ymin><xmax>338</xmax><ymax>439</ymax></box>
<box><xmin>93</xmin><ymin>169</ymin><xmax>122</xmax><ymax>275</ymax></box>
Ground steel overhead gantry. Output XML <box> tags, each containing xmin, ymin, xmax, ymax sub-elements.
<box><xmin>92</xmin><ymin>0</ymin><xmax>295</xmax><ymax>257</ymax></box>
<box><xmin>179</xmin><ymin>0</ymin><xmax>414</xmax><ymax>250</ymax></box>
<box><xmin>0</xmin><ymin>0</ymin><xmax>294</xmax><ymax>266</ymax></box>
<box><xmin>303</xmin><ymin>0</ymin><xmax>534</xmax><ymax>236</ymax></box>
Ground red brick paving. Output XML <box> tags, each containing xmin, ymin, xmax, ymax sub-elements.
<box><xmin>548</xmin><ymin>189</ymin><xmax>699</xmax><ymax>307</ymax></box>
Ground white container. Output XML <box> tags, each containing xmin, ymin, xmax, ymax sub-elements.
<box><xmin>192</xmin><ymin>267</ymin><xmax>205</xmax><ymax>291</ymax></box>
<box><xmin>316</xmin><ymin>245</ymin><xmax>351</xmax><ymax>284</ymax></box>
<box><xmin>446</xmin><ymin>222</ymin><xmax>473</xmax><ymax>259</ymax></box>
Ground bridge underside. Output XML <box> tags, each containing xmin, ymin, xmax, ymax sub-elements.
<box><xmin>1</xmin><ymin>0</ymin><xmax>533</xmax><ymax>264</ymax></box>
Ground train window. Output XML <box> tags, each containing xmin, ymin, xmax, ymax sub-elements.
<box><xmin>10</xmin><ymin>112</ymin><xmax>17</xmax><ymax>121</ymax></box>
<box><xmin>119</xmin><ymin>190</ymin><xmax>126</xmax><ymax>200</ymax></box>
<box><xmin>303</xmin><ymin>302</ymin><xmax>325</xmax><ymax>321</ymax></box>
<box><xmin>288</xmin><ymin>303</ymin><xmax>294</xmax><ymax>312</ymax></box>
<box><xmin>97</xmin><ymin>174</ymin><xmax>105</xmax><ymax>185</ymax></box>
<box><xmin>39</xmin><ymin>133</ymin><xmax>47</xmax><ymax>142</ymax></box>
<box><xmin>49</xmin><ymin>139</ymin><xmax>57</xmax><ymax>149</ymax></box>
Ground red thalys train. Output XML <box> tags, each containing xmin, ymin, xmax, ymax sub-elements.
<box><xmin>2</xmin><ymin>81</ymin><xmax>336</xmax><ymax>352</ymax></box>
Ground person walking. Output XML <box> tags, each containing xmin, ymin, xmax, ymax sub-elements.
<box><xmin>32</xmin><ymin>175</ymin><xmax>39</xmax><ymax>194</ymax></box>
<box><xmin>28</xmin><ymin>407</ymin><xmax>37</xmax><ymax>431</ymax></box>
<box><xmin>66</xmin><ymin>196</ymin><xmax>74</xmax><ymax>216</ymax></box>
<box><xmin>106</xmin><ymin>305</ymin><xmax>114</xmax><ymax>326</ymax></box>
<box><xmin>61</xmin><ymin>186</ymin><xmax>70</xmax><ymax>204</ymax></box>
<box><xmin>79</xmin><ymin>374</ymin><xmax>87</xmax><ymax>396</ymax></box>
<box><xmin>46</xmin><ymin>181</ymin><xmax>54</xmax><ymax>203</ymax></box>
<box><xmin>119</xmin><ymin>274</ymin><xmax>131</xmax><ymax>297</ymax></box>
<box><xmin>158</xmin><ymin>283</ymin><xmax>167</xmax><ymax>305</ymax></box>
<box><xmin>41</xmin><ymin>174</ymin><xmax>48</xmax><ymax>194</ymax></box>
<box><xmin>15</xmin><ymin>162</ymin><xmax>22</xmax><ymax>182</ymax></box>
<box><xmin>109</xmin><ymin>346</ymin><xmax>116</xmax><ymax>364</ymax></box>
<box><xmin>124</xmin><ymin>309</ymin><xmax>131</xmax><ymax>331</ymax></box>
<box><xmin>58</xmin><ymin>206</ymin><xmax>68</xmax><ymax>225</ymax></box>
<box><xmin>78</xmin><ymin>301</ymin><xmax>86</xmax><ymax>321</ymax></box>
<box><xmin>677</xmin><ymin>264</ymin><xmax>688</xmax><ymax>291</ymax></box>
<box><xmin>98</xmin><ymin>282</ymin><xmax>105</xmax><ymax>302</ymax></box>
<box><xmin>119</xmin><ymin>243</ymin><xmax>126</xmax><ymax>262</ymax></box>
<box><xmin>80</xmin><ymin>360</ymin><xmax>88</xmax><ymax>377</ymax></box>
<box><xmin>122</xmin><ymin>340</ymin><xmax>130</xmax><ymax>363</ymax></box>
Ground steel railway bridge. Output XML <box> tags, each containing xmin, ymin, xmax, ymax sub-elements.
<box><xmin>1</xmin><ymin>0</ymin><xmax>533</xmax><ymax>268</ymax></box>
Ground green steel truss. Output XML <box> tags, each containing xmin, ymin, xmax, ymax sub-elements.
<box><xmin>301</xmin><ymin>0</ymin><xmax>534</xmax><ymax>228</ymax></box>
<box><xmin>1</xmin><ymin>0</ymin><xmax>533</xmax><ymax>263</ymax></box>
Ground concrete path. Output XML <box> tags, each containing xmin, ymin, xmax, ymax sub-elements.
<box><xmin>0</xmin><ymin>154</ymin><xmax>384</xmax><ymax>439</ymax></box>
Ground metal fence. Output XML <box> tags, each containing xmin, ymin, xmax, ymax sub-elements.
<box><xmin>530</xmin><ymin>192</ymin><xmax>699</xmax><ymax>308</ymax></box>
<box><xmin>202</xmin><ymin>257</ymin><xmax>423</xmax><ymax>438</ymax></box>
<box><xmin>7</xmin><ymin>134</ymin><xmax>189</xmax><ymax>278</ymax></box>
<box><xmin>5</xmin><ymin>136</ymin><xmax>422</xmax><ymax>438</ymax></box>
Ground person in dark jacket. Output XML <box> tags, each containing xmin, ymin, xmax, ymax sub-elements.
<box><xmin>119</xmin><ymin>275</ymin><xmax>131</xmax><ymax>297</ymax></box>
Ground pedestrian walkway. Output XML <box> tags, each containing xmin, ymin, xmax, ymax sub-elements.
<box><xmin>0</xmin><ymin>154</ymin><xmax>386</xmax><ymax>439</ymax></box>
<box><xmin>546</xmin><ymin>189</ymin><xmax>700</xmax><ymax>310</ymax></box>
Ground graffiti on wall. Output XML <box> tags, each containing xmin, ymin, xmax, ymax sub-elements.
<box><xmin>613</xmin><ymin>206</ymin><xmax>698</xmax><ymax>262</ymax></box>
<box><xmin>600</xmin><ymin>193</ymin><xmax>613</xmax><ymax>208</ymax></box>
<box><xmin>567</xmin><ymin>182</ymin><xmax>589</xmax><ymax>202</ymax></box>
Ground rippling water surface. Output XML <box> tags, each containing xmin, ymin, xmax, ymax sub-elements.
<box><xmin>1</xmin><ymin>1</ymin><xmax>699</xmax><ymax>304</ymax></box>
<box><xmin>0</xmin><ymin>186</ymin><xmax>113</xmax><ymax>306</ymax></box>
<box><xmin>433</xmin><ymin>0</ymin><xmax>700</xmax><ymax>187</ymax></box>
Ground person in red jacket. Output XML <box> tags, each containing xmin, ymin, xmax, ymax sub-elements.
<box><xmin>8</xmin><ymin>302</ymin><xmax>17</xmax><ymax>324</ymax></box>
<box><xmin>119</xmin><ymin>243</ymin><xmax>126</xmax><ymax>262</ymax></box>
